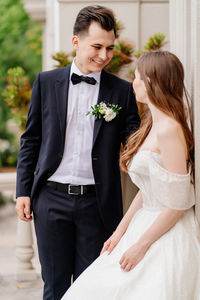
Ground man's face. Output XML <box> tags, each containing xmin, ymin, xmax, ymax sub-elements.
<box><xmin>72</xmin><ymin>22</ymin><xmax>115</xmax><ymax>74</ymax></box>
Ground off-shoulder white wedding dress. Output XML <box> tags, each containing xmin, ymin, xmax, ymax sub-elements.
<box><xmin>62</xmin><ymin>150</ymin><xmax>200</xmax><ymax>300</ymax></box>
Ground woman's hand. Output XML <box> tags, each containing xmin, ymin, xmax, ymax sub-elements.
<box><xmin>100</xmin><ymin>230</ymin><xmax>123</xmax><ymax>255</ymax></box>
<box><xmin>119</xmin><ymin>242</ymin><xmax>149</xmax><ymax>272</ymax></box>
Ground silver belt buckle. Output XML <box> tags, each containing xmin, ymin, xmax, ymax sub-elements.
<box><xmin>80</xmin><ymin>185</ymin><xmax>84</xmax><ymax>195</ymax></box>
<box><xmin>68</xmin><ymin>184</ymin><xmax>84</xmax><ymax>195</ymax></box>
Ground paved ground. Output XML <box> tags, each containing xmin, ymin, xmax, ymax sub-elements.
<box><xmin>0</xmin><ymin>203</ymin><xmax>43</xmax><ymax>300</ymax></box>
<box><xmin>0</xmin><ymin>275</ymin><xmax>43</xmax><ymax>300</ymax></box>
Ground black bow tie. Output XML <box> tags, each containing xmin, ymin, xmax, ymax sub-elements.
<box><xmin>71</xmin><ymin>73</ymin><xmax>97</xmax><ymax>85</ymax></box>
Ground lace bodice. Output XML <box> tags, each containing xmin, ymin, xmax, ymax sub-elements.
<box><xmin>128</xmin><ymin>150</ymin><xmax>195</xmax><ymax>212</ymax></box>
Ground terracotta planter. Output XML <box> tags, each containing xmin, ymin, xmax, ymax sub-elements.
<box><xmin>0</xmin><ymin>167</ymin><xmax>16</xmax><ymax>173</ymax></box>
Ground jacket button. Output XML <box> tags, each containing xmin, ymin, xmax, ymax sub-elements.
<box><xmin>93</xmin><ymin>157</ymin><xmax>98</xmax><ymax>161</ymax></box>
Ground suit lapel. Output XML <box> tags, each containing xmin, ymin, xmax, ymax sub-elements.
<box><xmin>93</xmin><ymin>70</ymin><xmax>113</xmax><ymax>147</ymax></box>
<box><xmin>55</xmin><ymin>66</ymin><xmax>71</xmax><ymax>146</ymax></box>
<box><xmin>55</xmin><ymin>67</ymin><xmax>113</xmax><ymax>148</ymax></box>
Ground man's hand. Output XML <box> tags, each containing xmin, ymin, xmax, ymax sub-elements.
<box><xmin>16</xmin><ymin>197</ymin><xmax>32</xmax><ymax>222</ymax></box>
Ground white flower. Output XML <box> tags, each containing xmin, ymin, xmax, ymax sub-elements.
<box><xmin>0</xmin><ymin>139</ymin><xmax>10</xmax><ymax>152</ymax></box>
<box><xmin>104</xmin><ymin>108</ymin><xmax>116</xmax><ymax>122</ymax></box>
<box><xmin>100</xmin><ymin>102</ymin><xmax>107</xmax><ymax>110</ymax></box>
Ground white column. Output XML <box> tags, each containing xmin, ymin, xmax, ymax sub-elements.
<box><xmin>0</xmin><ymin>172</ymin><xmax>37</xmax><ymax>280</ymax></box>
<box><xmin>16</xmin><ymin>220</ymin><xmax>37</xmax><ymax>281</ymax></box>
<box><xmin>170</xmin><ymin>0</ymin><xmax>200</xmax><ymax>226</ymax></box>
<box><xmin>191</xmin><ymin>0</ymin><xmax>200</xmax><ymax>225</ymax></box>
<box><xmin>169</xmin><ymin>0</ymin><xmax>191</xmax><ymax>91</ymax></box>
<box><xmin>43</xmin><ymin>0</ymin><xmax>57</xmax><ymax>70</ymax></box>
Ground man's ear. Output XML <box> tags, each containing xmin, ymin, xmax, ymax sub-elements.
<box><xmin>72</xmin><ymin>35</ymin><xmax>79</xmax><ymax>50</ymax></box>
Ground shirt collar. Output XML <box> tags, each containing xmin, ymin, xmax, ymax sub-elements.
<box><xmin>70</xmin><ymin>58</ymin><xmax>101</xmax><ymax>84</ymax></box>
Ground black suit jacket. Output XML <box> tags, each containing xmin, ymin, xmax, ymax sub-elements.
<box><xmin>16</xmin><ymin>66</ymin><xmax>140</xmax><ymax>232</ymax></box>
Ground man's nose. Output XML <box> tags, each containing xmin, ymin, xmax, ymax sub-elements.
<box><xmin>99</xmin><ymin>48</ymin><xmax>107</xmax><ymax>60</ymax></box>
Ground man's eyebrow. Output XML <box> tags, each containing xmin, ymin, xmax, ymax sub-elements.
<box><xmin>92</xmin><ymin>43</ymin><xmax>114</xmax><ymax>48</ymax></box>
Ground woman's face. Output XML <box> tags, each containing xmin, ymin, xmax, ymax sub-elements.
<box><xmin>133</xmin><ymin>69</ymin><xmax>148</xmax><ymax>104</ymax></box>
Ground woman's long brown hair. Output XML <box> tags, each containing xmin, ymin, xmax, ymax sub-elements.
<box><xmin>120</xmin><ymin>51</ymin><xmax>194</xmax><ymax>175</ymax></box>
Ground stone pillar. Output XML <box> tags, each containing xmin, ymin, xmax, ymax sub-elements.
<box><xmin>169</xmin><ymin>0</ymin><xmax>191</xmax><ymax>90</ymax></box>
<box><xmin>191</xmin><ymin>0</ymin><xmax>200</xmax><ymax>225</ymax></box>
<box><xmin>44</xmin><ymin>0</ymin><xmax>57</xmax><ymax>70</ymax></box>
<box><xmin>0</xmin><ymin>172</ymin><xmax>37</xmax><ymax>280</ymax></box>
<box><xmin>169</xmin><ymin>0</ymin><xmax>200</xmax><ymax>225</ymax></box>
<box><xmin>16</xmin><ymin>220</ymin><xmax>37</xmax><ymax>281</ymax></box>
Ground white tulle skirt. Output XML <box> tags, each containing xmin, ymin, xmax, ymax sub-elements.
<box><xmin>62</xmin><ymin>207</ymin><xmax>200</xmax><ymax>300</ymax></box>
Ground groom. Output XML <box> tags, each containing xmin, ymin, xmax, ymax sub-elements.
<box><xmin>16</xmin><ymin>5</ymin><xmax>140</xmax><ymax>300</ymax></box>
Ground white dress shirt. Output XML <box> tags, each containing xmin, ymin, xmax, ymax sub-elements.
<box><xmin>48</xmin><ymin>60</ymin><xmax>101</xmax><ymax>184</ymax></box>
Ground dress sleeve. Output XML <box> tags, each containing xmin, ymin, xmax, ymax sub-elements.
<box><xmin>149</xmin><ymin>157</ymin><xmax>195</xmax><ymax>210</ymax></box>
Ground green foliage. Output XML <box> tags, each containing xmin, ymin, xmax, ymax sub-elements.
<box><xmin>0</xmin><ymin>140</ymin><xmax>18</xmax><ymax>167</ymax></box>
<box><xmin>52</xmin><ymin>51</ymin><xmax>73</xmax><ymax>68</ymax></box>
<box><xmin>0</xmin><ymin>97</ymin><xmax>18</xmax><ymax>167</ymax></box>
<box><xmin>2</xmin><ymin>67</ymin><xmax>32</xmax><ymax>131</ymax></box>
<box><xmin>0</xmin><ymin>101</ymin><xmax>12</xmax><ymax>140</ymax></box>
<box><xmin>0</xmin><ymin>0</ymin><xmax>42</xmax><ymax>92</ymax></box>
<box><xmin>0</xmin><ymin>192</ymin><xmax>13</xmax><ymax>206</ymax></box>
<box><xmin>144</xmin><ymin>33</ymin><xmax>166</xmax><ymax>51</ymax></box>
<box><xmin>86</xmin><ymin>104</ymin><xmax>104</xmax><ymax>120</ymax></box>
<box><xmin>0</xmin><ymin>0</ymin><xmax>42</xmax><ymax>167</ymax></box>
<box><xmin>26</xmin><ymin>24</ymin><xmax>42</xmax><ymax>56</ymax></box>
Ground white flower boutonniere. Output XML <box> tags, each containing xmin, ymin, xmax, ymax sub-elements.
<box><xmin>86</xmin><ymin>101</ymin><xmax>122</xmax><ymax>122</ymax></box>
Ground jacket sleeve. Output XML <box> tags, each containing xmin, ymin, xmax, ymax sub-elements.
<box><xmin>121</xmin><ymin>83</ymin><xmax>140</xmax><ymax>145</ymax></box>
<box><xmin>16</xmin><ymin>73</ymin><xmax>42</xmax><ymax>198</ymax></box>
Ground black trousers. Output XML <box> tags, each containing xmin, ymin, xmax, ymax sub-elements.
<box><xmin>32</xmin><ymin>184</ymin><xmax>110</xmax><ymax>300</ymax></box>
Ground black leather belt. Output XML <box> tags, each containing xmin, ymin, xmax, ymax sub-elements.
<box><xmin>46</xmin><ymin>181</ymin><xmax>96</xmax><ymax>195</ymax></box>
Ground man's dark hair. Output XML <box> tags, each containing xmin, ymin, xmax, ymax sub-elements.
<box><xmin>73</xmin><ymin>5</ymin><xmax>116</xmax><ymax>37</ymax></box>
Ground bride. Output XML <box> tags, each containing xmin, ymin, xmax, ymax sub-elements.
<box><xmin>62</xmin><ymin>51</ymin><xmax>200</xmax><ymax>300</ymax></box>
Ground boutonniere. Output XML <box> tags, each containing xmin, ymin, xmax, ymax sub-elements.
<box><xmin>86</xmin><ymin>101</ymin><xmax>122</xmax><ymax>122</ymax></box>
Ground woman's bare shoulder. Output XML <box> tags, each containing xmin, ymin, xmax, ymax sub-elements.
<box><xmin>157</xmin><ymin>118</ymin><xmax>187</xmax><ymax>174</ymax></box>
<box><xmin>157</xmin><ymin>118</ymin><xmax>182</xmax><ymax>139</ymax></box>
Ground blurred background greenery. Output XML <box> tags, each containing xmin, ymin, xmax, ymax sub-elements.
<box><xmin>0</xmin><ymin>0</ymin><xmax>42</xmax><ymax>168</ymax></box>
